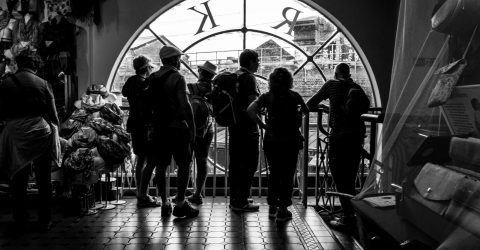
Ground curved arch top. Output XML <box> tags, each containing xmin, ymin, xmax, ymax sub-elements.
<box><xmin>108</xmin><ymin>0</ymin><xmax>380</xmax><ymax>107</ymax></box>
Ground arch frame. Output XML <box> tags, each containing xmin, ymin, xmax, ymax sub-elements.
<box><xmin>106</xmin><ymin>0</ymin><xmax>381</xmax><ymax>107</ymax></box>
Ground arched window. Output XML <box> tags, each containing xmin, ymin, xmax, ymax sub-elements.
<box><xmin>108</xmin><ymin>0</ymin><xmax>379</xmax><ymax>177</ymax></box>
<box><xmin>109</xmin><ymin>0</ymin><xmax>378</xmax><ymax>106</ymax></box>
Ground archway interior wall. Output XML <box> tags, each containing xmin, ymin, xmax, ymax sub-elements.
<box><xmin>77</xmin><ymin>0</ymin><xmax>399</xmax><ymax>104</ymax></box>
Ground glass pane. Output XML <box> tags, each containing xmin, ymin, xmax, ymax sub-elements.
<box><xmin>313</xmin><ymin>32</ymin><xmax>374</xmax><ymax>105</ymax></box>
<box><xmin>246</xmin><ymin>32</ymin><xmax>307</xmax><ymax>79</ymax></box>
<box><xmin>111</xmin><ymin>29</ymin><xmax>160</xmax><ymax>93</ymax></box>
<box><xmin>292</xmin><ymin>62</ymin><xmax>324</xmax><ymax>100</ymax></box>
<box><xmin>246</xmin><ymin>0</ymin><xmax>337</xmax><ymax>50</ymax></box>
<box><xmin>184</xmin><ymin>32</ymin><xmax>243</xmax><ymax>74</ymax></box>
<box><xmin>150</xmin><ymin>0</ymin><xmax>243</xmax><ymax>51</ymax></box>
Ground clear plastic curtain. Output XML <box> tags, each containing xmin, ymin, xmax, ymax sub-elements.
<box><xmin>359</xmin><ymin>0</ymin><xmax>450</xmax><ymax>196</ymax></box>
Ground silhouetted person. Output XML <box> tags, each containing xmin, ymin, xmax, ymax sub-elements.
<box><xmin>122</xmin><ymin>55</ymin><xmax>160</xmax><ymax>208</ymax></box>
<box><xmin>229</xmin><ymin>49</ymin><xmax>261</xmax><ymax>212</ymax></box>
<box><xmin>247</xmin><ymin>67</ymin><xmax>308</xmax><ymax>222</ymax></box>
<box><xmin>307</xmin><ymin>63</ymin><xmax>368</xmax><ymax>228</ymax></box>
<box><xmin>187</xmin><ymin>61</ymin><xmax>217</xmax><ymax>205</ymax></box>
<box><xmin>0</xmin><ymin>50</ymin><xmax>59</xmax><ymax>232</ymax></box>
<box><xmin>145</xmin><ymin>45</ymin><xmax>198</xmax><ymax>218</ymax></box>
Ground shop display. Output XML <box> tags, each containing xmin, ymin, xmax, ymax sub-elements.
<box><xmin>60</xmin><ymin>85</ymin><xmax>131</xmax><ymax>204</ymax></box>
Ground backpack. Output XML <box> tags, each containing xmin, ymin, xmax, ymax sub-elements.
<box><xmin>344</xmin><ymin>84</ymin><xmax>370</xmax><ymax>117</ymax></box>
<box><xmin>141</xmin><ymin>70</ymin><xmax>175</xmax><ymax>127</ymax></box>
<box><xmin>210</xmin><ymin>71</ymin><xmax>243</xmax><ymax>127</ymax></box>
<box><xmin>187</xmin><ymin>83</ymin><xmax>212</xmax><ymax>137</ymax></box>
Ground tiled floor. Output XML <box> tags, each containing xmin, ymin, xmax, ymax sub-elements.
<box><xmin>0</xmin><ymin>197</ymin><xmax>362</xmax><ymax>250</ymax></box>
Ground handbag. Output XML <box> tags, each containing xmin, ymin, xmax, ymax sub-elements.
<box><xmin>427</xmin><ymin>25</ymin><xmax>478</xmax><ymax>108</ymax></box>
<box><xmin>432</xmin><ymin>0</ymin><xmax>480</xmax><ymax>35</ymax></box>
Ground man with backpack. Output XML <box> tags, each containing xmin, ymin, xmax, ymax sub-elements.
<box><xmin>121</xmin><ymin>55</ymin><xmax>159</xmax><ymax>208</ymax></box>
<box><xmin>228</xmin><ymin>49</ymin><xmax>261</xmax><ymax>212</ymax></box>
<box><xmin>306</xmin><ymin>63</ymin><xmax>370</xmax><ymax>228</ymax></box>
<box><xmin>144</xmin><ymin>45</ymin><xmax>198</xmax><ymax>218</ymax></box>
<box><xmin>186</xmin><ymin>61</ymin><xmax>217</xmax><ymax>205</ymax></box>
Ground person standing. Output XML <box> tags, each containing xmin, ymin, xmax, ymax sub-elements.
<box><xmin>306</xmin><ymin>63</ymin><xmax>368</xmax><ymax>228</ymax></box>
<box><xmin>187</xmin><ymin>61</ymin><xmax>217</xmax><ymax>205</ymax></box>
<box><xmin>229</xmin><ymin>49</ymin><xmax>261</xmax><ymax>212</ymax></box>
<box><xmin>247</xmin><ymin>67</ymin><xmax>308</xmax><ymax>222</ymax></box>
<box><xmin>121</xmin><ymin>55</ymin><xmax>160</xmax><ymax>208</ymax></box>
<box><xmin>0</xmin><ymin>50</ymin><xmax>59</xmax><ymax>232</ymax></box>
<box><xmin>146</xmin><ymin>45</ymin><xmax>198</xmax><ymax>218</ymax></box>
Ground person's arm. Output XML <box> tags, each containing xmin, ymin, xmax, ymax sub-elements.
<box><xmin>247</xmin><ymin>95</ymin><xmax>267</xmax><ymax>130</ymax></box>
<box><xmin>306</xmin><ymin>81</ymin><xmax>330</xmax><ymax>110</ymax></box>
<box><xmin>177</xmin><ymin>75</ymin><xmax>196</xmax><ymax>141</ymax></box>
<box><xmin>45</xmin><ymin>82</ymin><xmax>59</xmax><ymax>126</ymax></box>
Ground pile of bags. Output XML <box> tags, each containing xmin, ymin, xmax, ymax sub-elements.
<box><xmin>60</xmin><ymin>85</ymin><xmax>131</xmax><ymax>187</ymax></box>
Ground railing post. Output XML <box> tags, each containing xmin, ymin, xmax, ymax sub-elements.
<box><xmin>302</xmin><ymin>112</ymin><xmax>310</xmax><ymax>207</ymax></box>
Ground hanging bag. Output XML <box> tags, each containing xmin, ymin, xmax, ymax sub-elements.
<box><xmin>427</xmin><ymin>25</ymin><xmax>478</xmax><ymax>108</ymax></box>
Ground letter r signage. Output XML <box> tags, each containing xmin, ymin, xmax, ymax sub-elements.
<box><xmin>272</xmin><ymin>7</ymin><xmax>302</xmax><ymax>36</ymax></box>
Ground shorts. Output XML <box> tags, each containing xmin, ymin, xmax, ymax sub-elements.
<box><xmin>150</xmin><ymin>127</ymin><xmax>192</xmax><ymax>166</ymax></box>
<box><xmin>193</xmin><ymin>131</ymin><xmax>213</xmax><ymax>158</ymax></box>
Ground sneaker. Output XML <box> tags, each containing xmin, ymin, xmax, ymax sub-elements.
<box><xmin>187</xmin><ymin>194</ymin><xmax>203</xmax><ymax>205</ymax></box>
<box><xmin>329</xmin><ymin>216</ymin><xmax>355</xmax><ymax>230</ymax></box>
<box><xmin>137</xmin><ymin>196</ymin><xmax>161</xmax><ymax>208</ymax></box>
<box><xmin>230</xmin><ymin>203</ymin><xmax>260</xmax><ymax>212</ymax></box>
<box><xmin>275</xmin><ymin>208</ymin><xmax>292</xmax><ymax>222</ymax></box>
<box><xmin>161</xmin><ymin>200</ymin><xmax>172</xmax><ymax>217</ymax></box>
<box><xmin>268</xmin><ymin>206</ymin><xmax>277</xmax><ymax>219</ymax></box>
<box><xmin>172</xmin><ymin>202</ymin><xmax>199</xmax><ymax>218</ymax></box>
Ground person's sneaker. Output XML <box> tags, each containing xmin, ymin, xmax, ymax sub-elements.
<box><xmin>329</xmin><ymin>216</ymin><xmax>355</xmax><ymax>230</ymax></box>
<box><xmin>172</xmin><ymin>202</ymin><xmax>199</xmax><ymax>218</ymax></box>
<box><xmin>268</xmin><ymin>206</ymin><xmax>277</xmax><ymax>219</ymax></box>
<box><xmin>275</xmin><ymin>208</ymin><xmax>292</xmax><ymax>222</ymax></box>
<box><xmin>230</xmin><ymin>203</ymin><xmax>260</xmax><ymax>212</ymax></box>
<box><xmin>137</xmin><ymin>196</ymin><xmax>161</xmax><ymax>208</ymax></box>
<box><xmin>161</xmin><ymin>200</ymin><xmax>172</xmax><ymax>217</ymax></box>
<box><xmin>187</xmin><ymin>194</ymin><xmax>203</xmax><ymax>205</ymax></box>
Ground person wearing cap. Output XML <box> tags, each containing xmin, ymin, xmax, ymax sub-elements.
<box><xmin>185</xmin><ymin>61</ymin><xmax>217</xmax><ymax>205</ymax></box>
<box><xmin>144</xmin><ymin>45</ymin><xmax>198</xmax><ymax>218</ymax></box>
<box><xmin>306</xmin><ymin>63</ymin><xmax>368</xmax><ymax>229</ymax></box>
<box><xmin>121</xmin><ymin>55</ymin><xmax>159</xmax><ymax>208</ymax></box>
<box><xmin>229</xmin><ymin>49</ymin><xmax>261</xmax><ymax>212</ymax></box>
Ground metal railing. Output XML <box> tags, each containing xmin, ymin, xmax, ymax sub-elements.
<box><xmin>118</xmin><ymin>107</ymin><xmax>382</xmax><ymax>208</ymax></box>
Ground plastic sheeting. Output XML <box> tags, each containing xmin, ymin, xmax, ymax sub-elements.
<box><xmin>359</xmin><ymin>0</ymin><xmax>450</xmax><ymax>196</ymax></box>
<box><xmin>358</xmin><ymin>0</ymin><xmax>480</xmax><ymax>249</ymax></box>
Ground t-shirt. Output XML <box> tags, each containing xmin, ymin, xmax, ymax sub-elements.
<box><xmin>122</xmin><ymin>74</ymin><xmax>148</xmax><ymax>131</ymax></box>
<box><xmin>254</xmin><ymin>90</ymin><xmax>307</xmax><ymax>141</ymax></box>
<box><xmin>0</xmin><ymin>70</ymin><xmax>54</xmax><ymax>120</ymax></box>
<box><xmin>234</xmin><ymin>68</ymin><xmax>260</xmax><ymax>133</ymax></box>
<box><xmin>308</xmin><ymin>78</ymin><xmax>366</xmax><ymax>136</ymax></box>
<box><xmin>146</xmin><ymin>66</ymin><xmax>190</xmax><ymax>129</ymax></box>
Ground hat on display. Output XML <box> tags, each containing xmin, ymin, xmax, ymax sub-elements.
<box><xmin>133</xmin><ymin>55</ymin><xmax>155</xmax><ymax>71</ymax></box>
<box><xmin>159</xmin><ymin>45</ymin><xmax>184</xmax><ymax>60</ymax></box>
<box><xmin>198</xmin><ymin>61</ymin><xmax>217</xmax><ymax>75</ymax></box>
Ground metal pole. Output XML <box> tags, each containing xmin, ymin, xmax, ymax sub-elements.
<box><xmin>302</xmin><ymin>113</ymin><xmax>310</xmax><ymax>207</ymax></box>
<box><xmin>224</xmin><ymin>128</ymin><xmax>228</xmax><ymax>198</ymax></box>
<box><xmin>100</xmin><ymin>172</ymin><xmax>116</xmax><ymax>210</ymax></box>
<box><xmin>110</xmin><ymin>166</ymin><xmax>126</xmax><ymax>205</ymax></box>
<box><xmin>213</xmin><ymin>123</ymin><xmax>218</xmax><ymax>198</ymax></box>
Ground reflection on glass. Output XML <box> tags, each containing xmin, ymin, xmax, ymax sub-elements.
<box><xmin>111</xmin><ymin>29</ymin><xmax>160</xmax><ymax>93</ymax></box>
<box><xmin>246</xmin><ymin>0</ymin><xmax>337</xmax><ymax>49</ymax></box>
<box><xmin>184</xmin><ymin>32</ymin><xmax>243</xmax><ymax>75</ymax></box>
<box><xmin>246</xmin><ymin>32</ymin><xmax>307</xmax><ymax>79</ymax></box>
<box><xmin>149</xmin><ymin>0</ymin><xmax>243</xmax><ymax>51</ymax></box>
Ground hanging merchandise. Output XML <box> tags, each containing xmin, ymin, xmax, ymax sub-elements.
<box><xmin>100</xmin><ymin>103</ymin><xmax>122</xmax><ymax>125</ymax></box>
<box><xmin>70</xmin><ymin>0</ymin><xmax>102</xmax><ymax>25</ymax></box>
<box><xmin>97</xmin><ymin>135</ymin><xmax>129</xmax><ymax>167</ymax></box>
<box><xmin>69</xmin><ymin>126</ymin><xmax>98</xmax><ymax>149</ymax></box>
<box><xmin>44</xmin><ymin>0</ymin><xmax>71</xmax><ymax>20</ymax></box>
<box><xmin>427</xmin><ymin>25</ymin><xmax>478</xmax><ymax>107</ymax></box>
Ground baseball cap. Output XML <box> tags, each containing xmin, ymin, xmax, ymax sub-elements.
<box><xmin>159</xmin><ymin>45</ymin><xmax>184</xmax><ymax>60</ymax></box>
